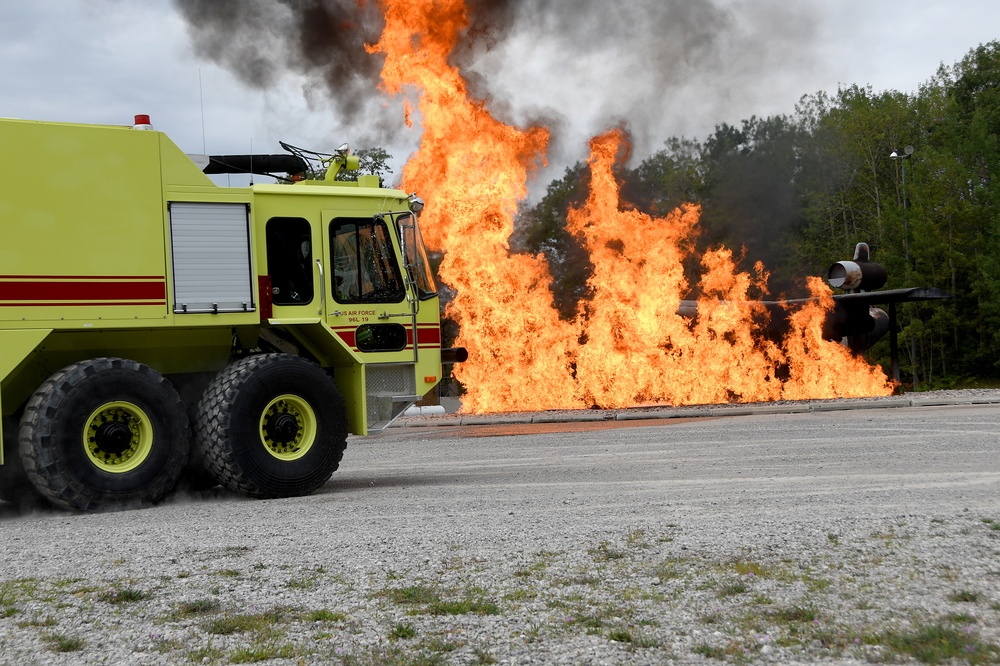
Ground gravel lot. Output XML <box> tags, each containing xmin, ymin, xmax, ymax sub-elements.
<box><xmin>1</xmin><ymin>391</ymin><xmax>999</xmax><ymax>665</ymax></box>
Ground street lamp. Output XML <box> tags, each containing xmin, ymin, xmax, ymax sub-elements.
<box><xmin>889</xmin><ymin>145</ymin><xmax>914</xmax><ymax>262</ymax></box>
<box><xmin>890</xmin><ymin>145</ymin><xmax>917</xmax><ymax>390</ymax></box>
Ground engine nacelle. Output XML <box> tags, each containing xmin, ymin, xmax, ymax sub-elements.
<box><xmin>827</xmin><ymin>260</ymin><xmax>888</xmax><ymax>291</ymax></box>
<box><xmin>826</xmin><ymin>242</ymin><xmax>888</xmax><ymax>292</ymax></box>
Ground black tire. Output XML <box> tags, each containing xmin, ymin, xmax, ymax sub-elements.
<box><xmin>196</xmin><ymin>354</ymin><xmax>348</xmax><ymax>499</ymax></box>
<box><xmin>0</xmin><ymin>414</ymin><xmax>49</xmax><ymax>510</ymax></box>
<box><xmin>19</xmin><ymin>358</ymin><xmax>190</xmax><ymax>512</ymax></box>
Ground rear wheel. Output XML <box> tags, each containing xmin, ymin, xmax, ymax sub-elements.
<box><xmin>196</xmin><ymin>354</ymin><xmax>347</xmax><ymax>498</ymax></box>
<box><xmin>19</xmin><ymin>358</ymin><xmax>190</xmax><ymax>512</ymax></box>
<box><xmin>0</xmin><ymin>413</ymin><xmax>48</xmax><ymax>510</ymax></box>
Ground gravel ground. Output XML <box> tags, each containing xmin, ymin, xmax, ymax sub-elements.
<box><xmin>1</xmin><ymin>390</ymin><xmax>999</xmax><ymax>665</ymax></box>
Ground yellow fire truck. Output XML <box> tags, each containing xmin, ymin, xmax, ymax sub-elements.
<box><xmin>0</xmin><ymin>114</ymin><xmax>463</xmax><ymax>512</ymax></box>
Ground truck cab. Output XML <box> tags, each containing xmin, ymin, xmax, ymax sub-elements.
<box><xmin>0</xmin><ymin>115</ymin><xmax>462</xmax><ymax>511</ymax></box>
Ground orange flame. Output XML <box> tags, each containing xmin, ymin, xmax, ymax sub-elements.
<box><xmin>371</xmin><ymin>1</ymin><xmax>892</xmax><ymax>412</ymax></box>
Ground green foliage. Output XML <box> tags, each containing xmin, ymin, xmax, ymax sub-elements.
<box><xmin>515</xmin><ymin>39</ymin><xmax>1000</xmax><ymax>385</ymax></box>
<box><xmin>335</xmin><ymin>147</ymin><xmax>393</xmax><ymax>183</ymax></box>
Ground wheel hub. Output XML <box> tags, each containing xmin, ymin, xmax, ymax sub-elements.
<box><xmin>259</xmin><ymin>395</ymin><xmax>316</xmax><ymax>461</ymax></box>
<box><xmin>264</xmin><ymin>412</ymin><xmax>300</xmax><ymax>444</ymax></box>
<box><xmin>94</xmin><ymin>421</ymin><xmax>133</xmax><ymax>455</ymax></box>
<box><xmin>83</xmin><ymin>401</ymin><xmax>154</xmax><ymax>473</ymax></box>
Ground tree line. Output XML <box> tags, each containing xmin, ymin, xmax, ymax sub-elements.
<box><xmin>511</xmin><ymin>41</ymin><xmax>1000</xmax><ymax>390</ymax></box>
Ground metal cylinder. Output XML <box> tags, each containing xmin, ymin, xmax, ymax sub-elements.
<box><xmin>441</xmin><ymin>347</ymin><xmax>469</xmax><ymax>364</ymax></box>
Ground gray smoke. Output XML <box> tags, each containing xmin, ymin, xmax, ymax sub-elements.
<box><xmin>172</xmin><ymin>0</ymin><xmax>821</xmax><ymax>169</ymax></box>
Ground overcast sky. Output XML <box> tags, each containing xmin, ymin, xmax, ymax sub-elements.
<box><xmin>1</xmin><ymin>1</ymin><xmax>997</xmax><ymax>189</ymax></box>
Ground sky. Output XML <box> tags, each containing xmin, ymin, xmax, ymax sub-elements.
<box><xmin>1</xmin><ymin>1</ymin><xmax>997</xmax><ymax>191</ymax></box>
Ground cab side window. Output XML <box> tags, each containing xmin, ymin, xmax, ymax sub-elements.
<box><xmin>266</xmin><ymin>217</ymin><xmax>313</xmax><ymax>305</ymax></box>
<box><xmin>331</xmin><ymin>218</ymin><xmax>404</xmax><ymax>304</ymax></box>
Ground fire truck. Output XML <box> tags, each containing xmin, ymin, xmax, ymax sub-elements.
<box><xmin>0</xmin><ymin>115</ymin><xmax>463</xmax><ymax>512</ymax></box>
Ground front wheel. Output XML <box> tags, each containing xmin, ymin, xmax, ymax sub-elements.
<box><xmin>195</xmin><ymin>354</ymin><xmax>348</xmax><ymax>499</ymax></box>
<box><xmin>19</xmin><ymin>358</ymin><xmax>190</xmax><ymax>512</ymax></box>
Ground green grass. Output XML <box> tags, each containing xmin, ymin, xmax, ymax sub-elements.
<box><xmin>15</xmin><ymin>614</ymin><xmax>57</xmax><ymax>628</ymax></box>
<box><xmin>589</xmin><ymin>541</ymin><xmax>626</xmax><ymax>561</ymax></box>
<box><xmin>717</xmin><ymin>581</ymin><xmax>749</xmax><ymax>598</ymax></box>
<box><xmin>340</xmin><ymin>645</ymin><xmax>447</xmax><ymax>666</ymax></box>
<box><xmin>769</xmin><ymin>605</ymin><xmax>817</xmax><ymax>624</ymax></box>
<box><xmin>692</xmin><ymin>643</ymin><xmax>727</xmax><ymax>659</ymax></box>
<box><xmin>42</xmin><ymin>633</ymin><xmax>84</xmax><ymax>653</ymax></box>
<box><xmin>167</xmin><ymin>598</ymin><xmax>220</xmax><ymax>620</ymax></box>
<box><xmin>203</xmin><ymin>609</ymin><xmax>285</xmax><ymax>635</ymax></box>
<box><xmin>230</xmin><ymin>642</ymin><xmax>296</xmax><ymax>663</ymax></box>
<box><xmin>186</xmin><ymin>644</ymin><xmax>225</xmax><ymax>663</ymax></box>
<box><xmin>428</xmin><ymin>597</ymin><xmax>500</xmax><ymax>616</ymax></box>
<box><xmin>880</xmin><ymin>623</ymin><xmax>999</xmax><ymax>664</ymax></box>
<box><xmin>379</xmin><ymin>584</ymin><xmax>498</xmax><ymax>616</ymax></box>
<box><xmin>286</xmin><ymin>574</ymin><xmax>320</xmax><ymax>590</ymax></box>
<box><xmin>390</xmin><ymin>623</ymin><xmax>417</xmax><ymax>640</ymax></box>
<box><xmin>382</xmin><ymin>585</ymin><xmax>439</xmax><ymax>605</ymax></box>
<box><xmin>0</xmin><ymin>579</ymin><xmax>39</xmax><ymax>607</ymax></box>
<box><xmin>304</xmin><ymin>608</ymin><xmax>346</xmax><ymax>622</ymax></box>
<box><xmin>947</xmin><ymin>589</ymin><xmax>983</xmax><ymax>603</ymax></box>
<box><xmin>97</xmin><ymin>587</ymin><xmax>151</xmax><ymax>604</ymax></box>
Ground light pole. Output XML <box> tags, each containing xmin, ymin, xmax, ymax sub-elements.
<box><xmin>889</xmin><ymin>145</ymin><xmax>913</xmax><ymax>262</ymax></box>
<box><xmin>890</xmin><ymin>145</ymin><xmax>917</xmax><ymax>390</ymax></box>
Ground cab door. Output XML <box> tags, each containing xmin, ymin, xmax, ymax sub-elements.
<box><xmin>323</xmin><ymin>213</ymin><xmax>412</xmax><ymax>358</ymax></box>
<box><xmin>264</xmin><ymin>216</ymin><xmax>321</xmax><ymax>321</ymax></box>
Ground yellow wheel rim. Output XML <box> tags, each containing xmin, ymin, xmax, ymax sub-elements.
<box><xmin>83</xmin><ymin>401</ymin><xmax>153</xmax><ymax>473</ymax></box>
<box><xmin>259</xmin><ymin>394</ymin><xmax>316</xmax><ymax>461</ymax></box>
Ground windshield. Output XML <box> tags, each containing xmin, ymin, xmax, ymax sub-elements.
<box><xmin>330</xmin><ymin>218</ymin><xmax>405</xmax><ymax>304</ymax></box>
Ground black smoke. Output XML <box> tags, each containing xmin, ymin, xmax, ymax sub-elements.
<box><xmin>172</xmin><ymin>0</ymin><xmax>820</xmax><ymax>164</ymax></box>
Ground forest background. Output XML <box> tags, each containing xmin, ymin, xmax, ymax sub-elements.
<box><xmin>476</xmin><ymin>41</ymin><xmax>1000</xmax><ymax>391</ymax></box>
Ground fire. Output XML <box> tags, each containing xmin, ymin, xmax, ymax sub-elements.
<box><xmin>370</xmin><ymin>0</ymin><xmax>893</xmax><ymax>412</ymax></box>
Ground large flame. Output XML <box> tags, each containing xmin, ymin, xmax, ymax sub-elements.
<box><xmin>370</xmin><ymin>1</ymin><xmax>892</xmax><ymax>412</ymax></box>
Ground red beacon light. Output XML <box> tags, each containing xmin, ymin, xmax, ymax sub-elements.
<box><xmin>132</xmin><ymin>114</ymin><xmax>153</xmax><ymax>130</ymax></box>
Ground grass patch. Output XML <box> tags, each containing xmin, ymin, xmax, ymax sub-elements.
<box><xmin>381</xmin><ymin>585</ymin><xmax>439</xmax><ymax>605</ymax></box>
<box><xmin>654</xmin><ymin>557</ymin><xmax>689</xmax><ymax>581</ymax></box>
<box><xmin>626</xmin><ymin>528</ymin><xmax>648</xmax><ymax>547</ymax></box>
<box><xmin>503</xmin><ymin>589</ymin><xmax>535</xmax><ymax>602</ymax></box>
<box><xmin>187</xmin><ymin>644</ymin><xmax>225</xmax><ymax>663</ymax></box>
<box><xmin>717</xmin><ymin>581</ymin><xmax>749</xmax><ymax>598</ymax></box>
<box><xmin>428</xmin><ymin>597</ymin><xmax>500</xmax><ymax>616</ymax></box>
<box><xmin>472</xmin><ymin>646</ymin><xmax>497</xmax><ymax>664</ymax></box>
<box><xmin>390</xmin><ymin>623</ymin><xmax>417</xmax><ymax>640</ymax></box>
<box><xmin>167</xmin><ymin>598</ymin><xmax>220</xmax><ymax>620</ymax></box>
<box><xmin>769</xmin><ymin>605</ymin><xmax>817</xmax><ymax>624</ymax></box>
<box><xmin>339</xmin><ymin>645</ymin><xmax>447</xmax><ymax>666</ymax></box>
<box><xmin>286</xmin><ymin>574</ymin><xmax>320</xmax><ymax>590</ymax></box>
<box><xmin>880</xmin><ymin>622</ymin><xmax>999</xmax><ymax>664</ymax></box>
<box><xmin>230</xmin><ymin>642</ymin><xmax>295</xmax><ymax>663</ymax></box>
<box><xmin>98</xmin><ymin>587</ymin><xmax>151</xmax><ymax>604</ymax></box>
<box><xmin>42</xmin><ymin>633</ymin><xmax>84</xmax><ymax>653</ymax></box>
<box><xmin>16</xmin><ymin>614</ymin><xmax>57</xmax><ymax>628</ymax></box>
<box><xmin>947</xmin><ymin>589</ymin><xmax>983</xmax><ymax>603</ymax></box>
<box><xmin>304</xmin><ymin>608</ymin><xmax>345</xmax><ymax>622</ymax></box>
<box><xmin>692</xmin><ymin>643</ymin><xmax>726</xmax><ymax>659</ymax></box>
<box><xmin>0</xmin><ymin>579</ymin><xmax>39</xmax><ymax>607</ymax></box>
<box><xmin>589</xmin><ymin>541</ymin><xmax>626</xmax><ymax>561</ymax></box>
<box><xmin>379</xmin><ymin>584</ymin><xmax>498</xmax><ymax>616</ymax></box>
<box><xmin>203</xmin><ymin>609</ymin><xmax>285</xmax><ymax>635</ymax></box>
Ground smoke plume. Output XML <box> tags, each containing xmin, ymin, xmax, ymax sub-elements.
<box><xmin>172</xmin><ymin>0</ymin><xmax>821</xmax><ymax>164</ymax></box>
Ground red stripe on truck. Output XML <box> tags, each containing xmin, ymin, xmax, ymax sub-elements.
<box><xmin>0</xmin><ymin>278</ymin><xmax>166</xmax><ymax>304</ymax></box>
